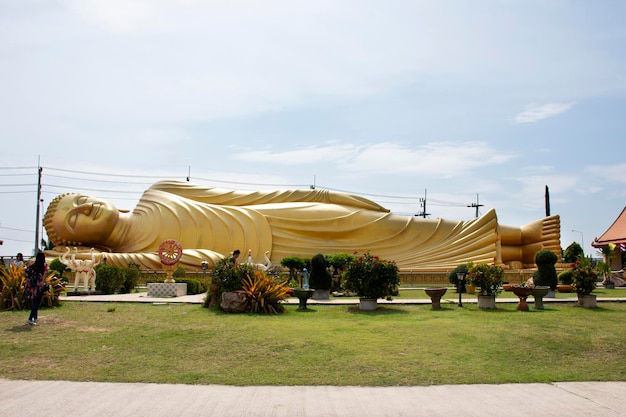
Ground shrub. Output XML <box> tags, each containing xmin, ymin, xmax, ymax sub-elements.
<box><xmin>534</xmin><ymin>250</ymin><xmax>558</xmax><ymax>290</ymax></box>
<box><xmin>309</xmin><ymin>253</ymin><xmax>332</xmax><ymax>290</ymax></box>
<box><xmin>343</xmin><ymin>251</ymin><xmax>400</xmax><ymax>299</ymax></box>
<box><xmin>95</xmin><ymin>264</ymin><xmax>125</xmax><ymax>295</ymax></box>
<box><xmin>211</xmin><ymin>258</ymin><xmax>250</xmax><ymax>293</ymax></box>
<box><xmin>174</xmin><ymin>277</ymin><xmax>206</xmax><ymax>295</ymax></box>
<box><xmin>558</xmin><ymin>270</ymin><xmax>574</xmax><ymax>285</ymax></box>
<box><xmin>241</xmin><ymin>270</ymin><xmax>290</xmax><ymax>314</ymax></box>
<box><xmin>173</xmin><ymin>266</ymin><xmax>186</xmax><ymax>278</ymax></box>
<box><xmin>448</xmin><ymin>264</ymin><xmax>469</xmax><ymax>287</ymax></box>
<box><xmin>119</xmin><ymin>266</ymin><xmax>141</xmax><ymax>294</ymax></box>
<box><xmin>48</xmin><ymin>258</ymin><xmax>69</xmax><ymax>281</ymax></box>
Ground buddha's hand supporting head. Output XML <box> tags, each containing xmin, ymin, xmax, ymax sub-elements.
<box><xmin>44</xmin><ymin>193</ymin><xmax>120</xmax><ymax>247</ymax></box>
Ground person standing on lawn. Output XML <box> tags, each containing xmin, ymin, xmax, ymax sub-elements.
<box><xmin>24</xmin><ymin>252</ymin><xmax>47</xmax><ymax>325</ymax></box>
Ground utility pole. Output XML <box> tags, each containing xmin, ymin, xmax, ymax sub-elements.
<box><xmin>468</xmin><ymin>193</ymin><xmax>483</xmax><ymax>218</ymax></box>
<box><xmin>416</xmin><ymin>189</ymin><xmax>430</xmax><ymax>218</ymax></box>
<box><xmin>34</xmin><ymin>160</ymin><xmax>42</xmax><ymax>255</ymax></box>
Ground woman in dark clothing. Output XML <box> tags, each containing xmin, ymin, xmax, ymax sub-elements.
<box><xmin>24</xmin><ymin>252</ymin><xmax>47</xmax><ymax>325</ymax></box>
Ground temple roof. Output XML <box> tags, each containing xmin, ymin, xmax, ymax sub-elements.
<box><xmin>592</xmin><ymin>207</ymin><xmax>626</xmax><ymax>247</ymax></box>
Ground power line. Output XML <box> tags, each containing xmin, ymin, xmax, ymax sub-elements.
<box><xmin>2</xmin><ymin>165</ymin><xmax>481</xmax><ymax>216</ymax></box>
<box><xmin>45</xmin><ymin>173</ymin><xmax>154</xmax><ymax>186</ymax></box>
<box><xmin>43</xmin><ymin>166</ymin><xmax>171</xmax><ymax>179</ymax></box>
<box><xmin>0</xmin><ymin>226</ymin><xmax>34</xmax><ymax>233</ymax></box>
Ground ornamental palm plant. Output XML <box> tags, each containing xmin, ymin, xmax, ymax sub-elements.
<box><xmin>0</xmin><ymin>264</ymin><xmax>25</xmax><ymax>311</ymax></box>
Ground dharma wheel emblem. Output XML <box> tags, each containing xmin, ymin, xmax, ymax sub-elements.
<box><xmin>158</xmin><ymin>239</ymin><xmax>183</xmax><ymax>282</ymax></box>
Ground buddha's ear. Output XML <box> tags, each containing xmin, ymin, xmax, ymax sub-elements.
<box><xmin>119</xmin><ymin>209</ymin><xmax>130</xmax><ymax>213</ymax></box>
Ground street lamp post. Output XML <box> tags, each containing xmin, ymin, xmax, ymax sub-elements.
<box><xmin>572</xmin><ymin>229</ymin><xmax>584</xmax><ymax>255</ymax></box>
<box><xmin>457</xmin><ymin>271</ymin><xmax>466</xmax><ymax>307</ymax></box>
<box><xmin>201</xmin><ymin>261</ymin><xmax>208</xmax><ymax>281</ymax></box>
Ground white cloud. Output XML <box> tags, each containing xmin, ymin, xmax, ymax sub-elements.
<box><xmin>586</xmin><ymin>163</ymin><xmax>626</xmax><ymax>184</ymax></box>
<box><xmin>235</xmin><ymin>141</ymin><xmax>518</xmax><ymax>177</ymax></box>
<box><xmin>514</xmin><ymin>102</ymin><xmax>576</xmax><ymax>124</ymax></box>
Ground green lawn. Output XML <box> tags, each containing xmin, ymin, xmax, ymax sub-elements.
<box><xmin>1</xmin><ymin>299</ymin><xmax>625</xmax><ymax>386</ymax></box>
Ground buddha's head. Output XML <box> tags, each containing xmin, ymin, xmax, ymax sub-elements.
<box><xmin>44</xmin><ymin>193</ymin><xmax>120</xmax><ymax>247</ymax></box>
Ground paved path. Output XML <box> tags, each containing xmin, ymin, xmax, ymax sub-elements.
<box><xmin>1</xmin><ymin>379</ymin><xmax>625</xmax><ymax>416</ymax></box>
<box><xmin>59</xmin><ymin>290</ymin><xmax>626</xmax><ymax>305</ymax></box>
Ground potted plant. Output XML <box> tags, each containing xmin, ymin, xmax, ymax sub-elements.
<box><xmin>465</xmin><ymin>262</ymin><xmax>504</xmax><ymax>309</ymax></box>
<box><xmin>571</xmin><ymin>257</ymin><xmax>598</xmax><ymax>308</ymax></box>
<box><xmin>343</xmin><ymin>251</ymin><xmax>399</xmax><ymax>310</ymax></box>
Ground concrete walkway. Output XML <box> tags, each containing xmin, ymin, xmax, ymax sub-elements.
<box><xmin>59</xmin><ymin>290</ymin><xmax>626</xmax><ymax>305</ymax></box>
<box><xmin>1</xmin><ymin>379</ymin><xmax>625</xmax><ymax>416</ymax></box>
<box><xmin>5</xmin><ymin>292</ymin><xmax>623</xmax><ymax>416</ymax></box>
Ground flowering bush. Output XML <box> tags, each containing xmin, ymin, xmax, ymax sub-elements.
<box><xmin>466</xmin><ymin>262</ymin><xmax>504</xmax><ymax>296</ymax></box>
<box><xmin>343</xmin><ymin>251</ymin><xmax>399</xmax><ymax>299</ymax></box>
<box><xmin>571</xmin><ymin>257</ymin><xmax>597</xmax><ymax>295</ymax></box>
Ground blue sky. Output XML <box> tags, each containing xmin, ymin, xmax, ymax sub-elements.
<box><xmin>1</xmin><ymin>0</ymin><xmax>625</xmax><ymax>262</ymax></box>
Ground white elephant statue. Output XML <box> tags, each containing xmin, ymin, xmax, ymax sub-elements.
<box><xmin>60</xmin><ymin>247</ymin><xmax>100</xmax><ymax>292</ymax></box>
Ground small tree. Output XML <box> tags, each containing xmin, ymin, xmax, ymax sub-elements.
<box><xmin>533</xmin><ymin>250</ymin><xmax>558</xmax><ymax>290</ymax></box>
<box><xmin>599</xmin><ymin>244</ymin><xmax>617</xmax><ymax>272</ymax></box>
<box><xmin>563</xmin><ymin>242</ymin><xmax>584</xmax><ymax>263</ymax></box>
<box><xmin>325</xmin><ymin>253</ymin><xmax>355</xmax><ymax>290</ymax></box>
<box><xmin>280</xmin><ymin>256</ymin><xmax>306</xmax><ymax>283</ymax></box>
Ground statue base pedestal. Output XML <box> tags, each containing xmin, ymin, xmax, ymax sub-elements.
<box><xmin>66</xmin><ymin>291</ymin><xmax>103</xmax><ymax>296</ymax></box>
<box><xmin>147</xmin><ymin>283</ymin><xmax>187</xmax><ymax>297</ymax></box>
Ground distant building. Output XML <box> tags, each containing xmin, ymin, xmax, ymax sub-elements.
<box><xmin>592</xmin><ymin>207</ymin><xmax>626</xmax><ymax>270</ymax></box>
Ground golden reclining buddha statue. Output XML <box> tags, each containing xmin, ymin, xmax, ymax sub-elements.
<box><xmin>43</xmin><ymin>180</ymin><xmax>561</xmax><ymax>271</ymax></box>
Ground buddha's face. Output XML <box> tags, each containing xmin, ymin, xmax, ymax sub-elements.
<box><xmin>50</xmin><ymin>194</ymin><xmax>120</xmax><ymax>244</ymax></box>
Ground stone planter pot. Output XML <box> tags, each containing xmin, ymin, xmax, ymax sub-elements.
<box><xmin>477</xmin><ymin>295</ymin><xmax>496</xmax><ymax>309</ymax></box>
<box><xmin>577</xmin><ymin>294</ymin><xmax>597</xmax><ymax>308</ymax></box>
<box><xmin>293</xmin><ymin>288</ymin><xmax>315</xmax><ymax>310</ymax></box>
<box><xmin>359</xmin><ymin>298</ymin><xmax>378</xmax><ymax>311</ymax></box>
<box><xmin>424</xmin><ymin>288</ymin><xmax>447</xmax><ymax>309</ymax></box>
<box><xmin>532</xmin><ymin>286</ymin><xmax>550</xmax><ymax>310</ymax></box>
<box><xmin>557</xmin><ymin>284</ymin><xmax>574</xmax><ymax>293</ymax></box>
<box><xmin>512</xmin><ymin>286</ymin><xmax>533</xmax><ymax>311</ymax></box>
